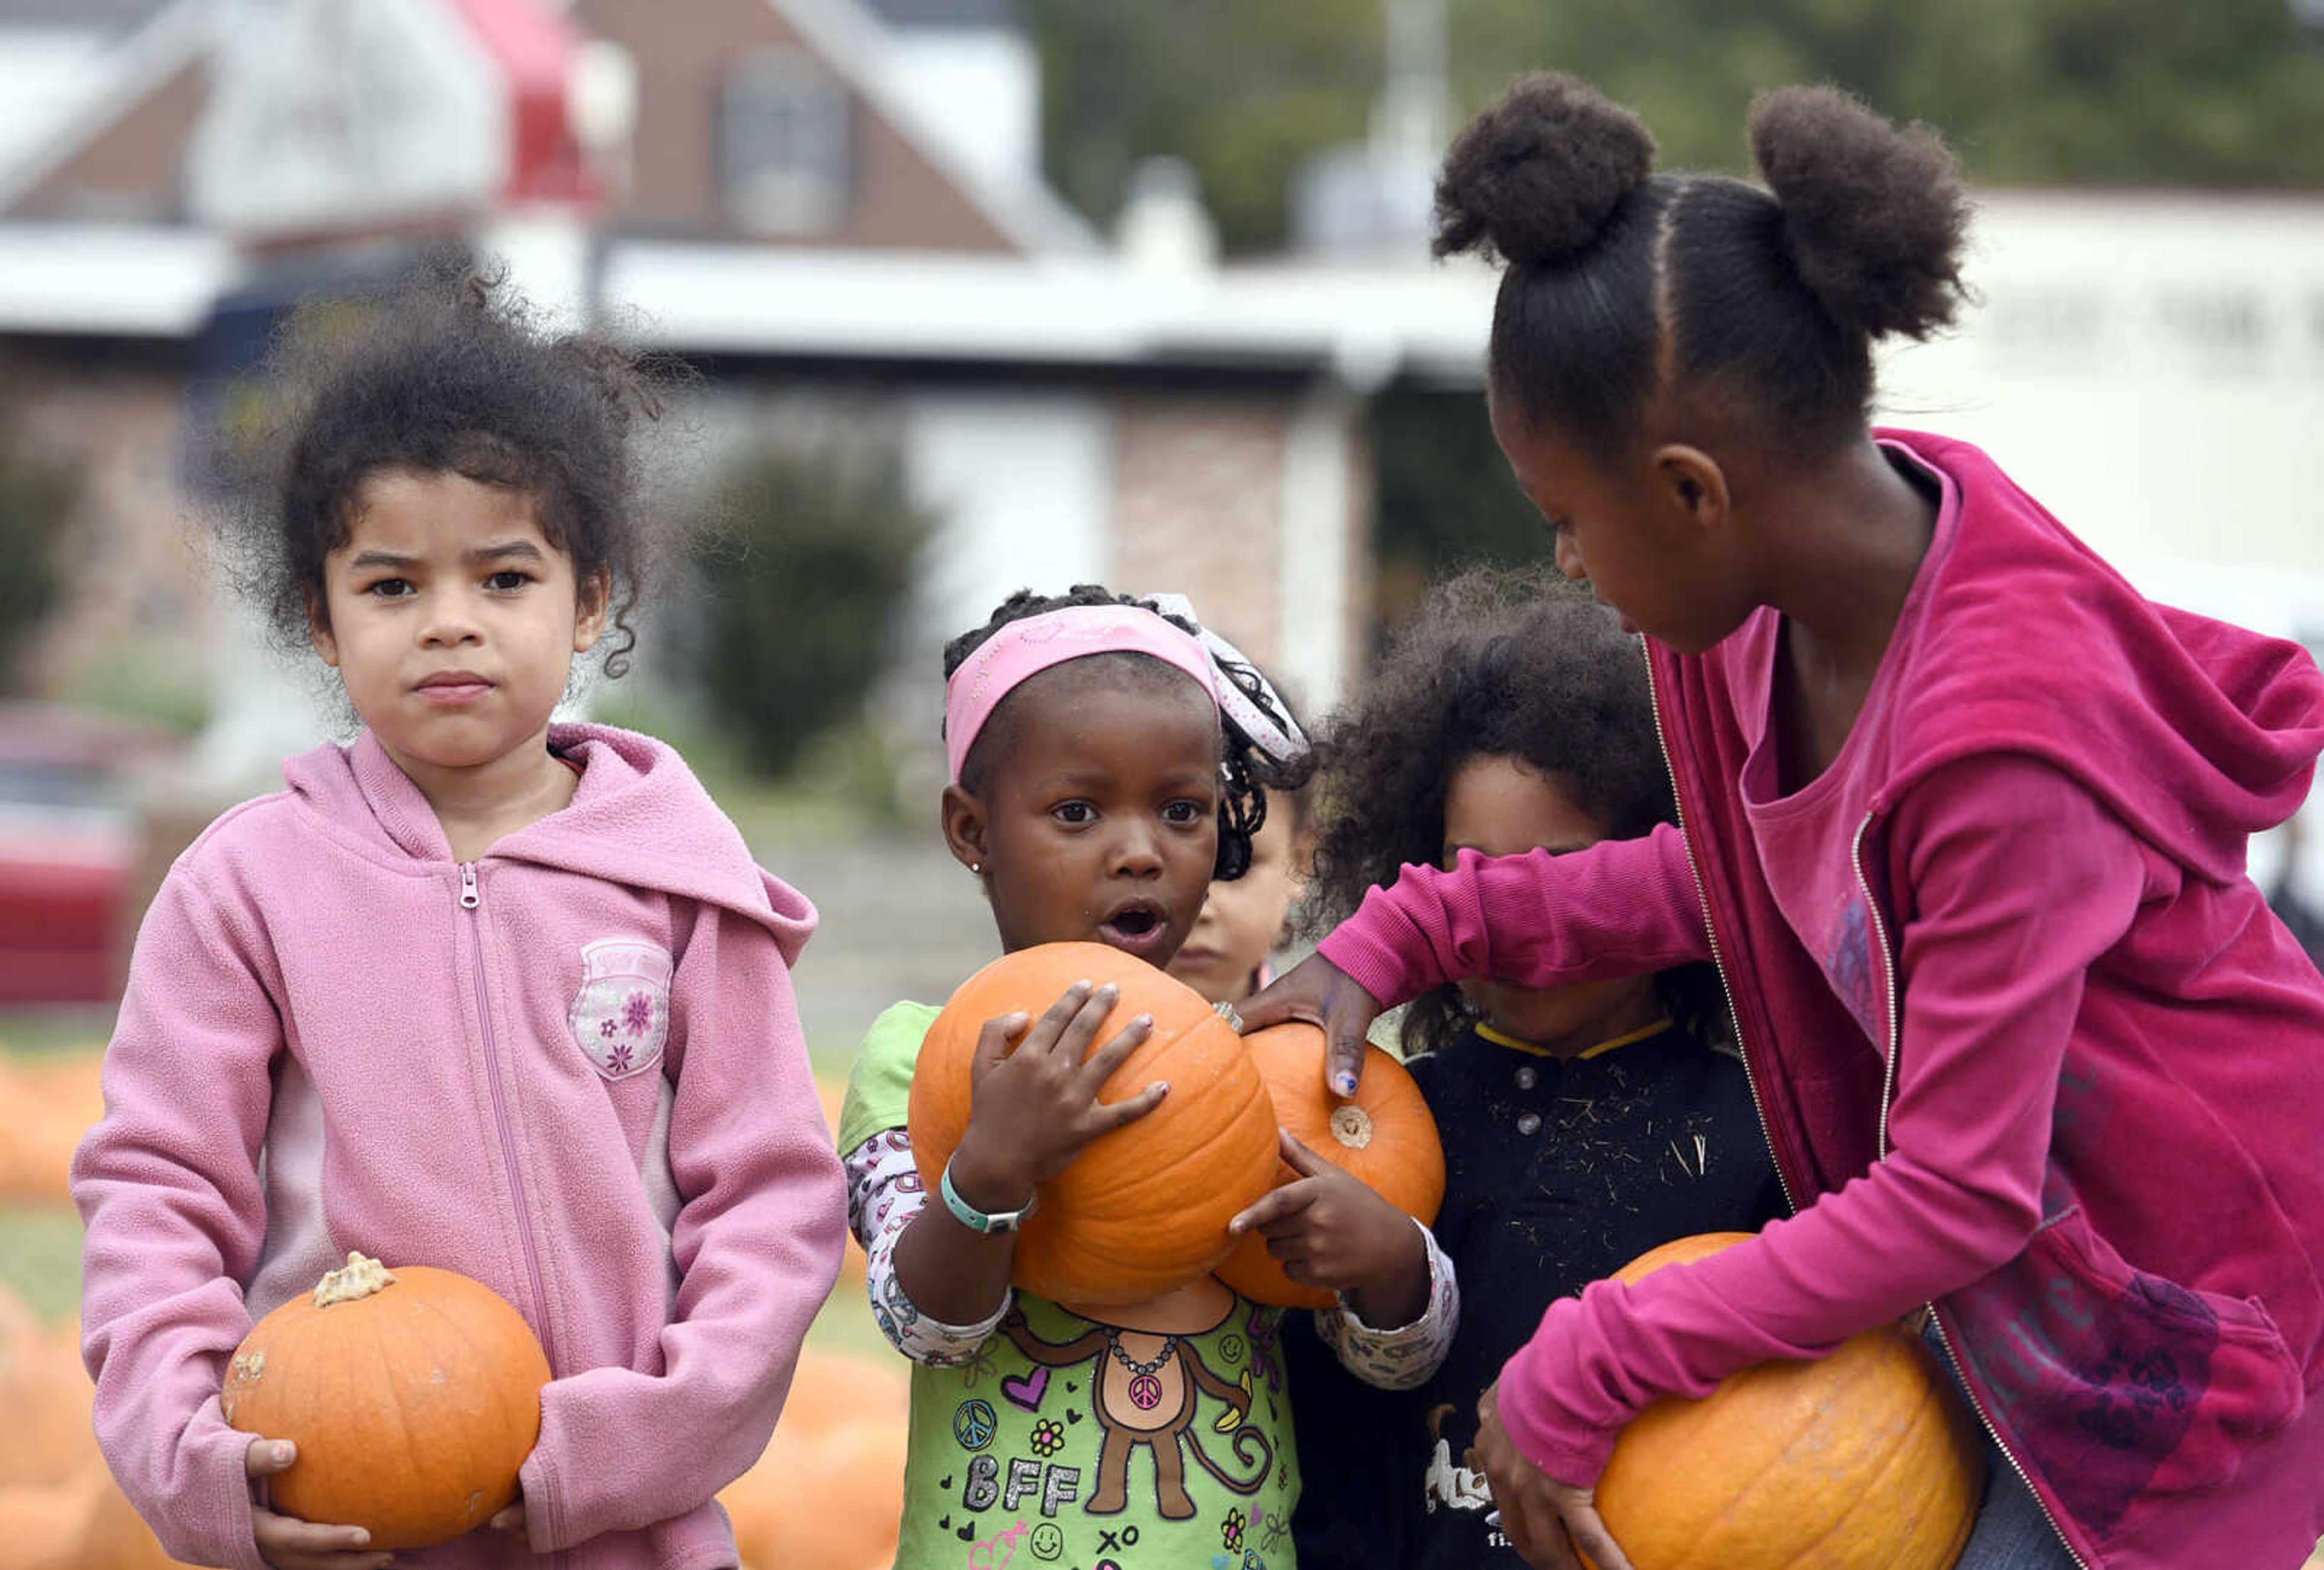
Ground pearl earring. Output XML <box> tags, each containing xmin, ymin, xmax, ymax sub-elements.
<box><xmin>968</xmin><ymin>861</ymin><xmax>983</xmax><ymax>875</ymax></box>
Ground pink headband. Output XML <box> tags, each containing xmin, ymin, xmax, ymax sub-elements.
<box><xmin>944</xmin><ymin>599</ymin><xmax>1307</xmax><ymax>784</ymax></box>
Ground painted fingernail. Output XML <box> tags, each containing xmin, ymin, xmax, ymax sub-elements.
<box><xmin>350</xmin><ymin>1529</ymin><xmax>370</xmax><ymax>1546</ymax></box>
<box><xmin>275</xmin><ymin>1442</ymin><xmax>294</xmax><ymax>1465</ymax></box>
<box><xmin>1334</xmin><ymin>1073</ymin><xmax>1358</xmax><ymax>1096</ymax></box>
<box><xmin>1132</xmin><ymin>1013</ymin><xmax>1152</xmax><ymax>1028</ymax></box>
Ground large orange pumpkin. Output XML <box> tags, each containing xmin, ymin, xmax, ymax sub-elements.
<box><xmin>1586</xmin><ymin>1232</ymin><xmax>1984</xmax><ymax>1570</ymax></box>
<box><xmin>908</xmin><ymin>942</ymin><xmax>1279</xmax><ymax>1306</ymax></box>
<box><xmin>1213</xmin><ymin>1023</ymin><xmax>1446</xmax><ymax>1309</ymax></box>
<box><xmin>221</xmin><ymin>1253</ymin><xmax>551</xmax><ymax>1551</ymax></box>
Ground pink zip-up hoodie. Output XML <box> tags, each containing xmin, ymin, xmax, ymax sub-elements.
<box><xmin>1319</xmin><ymin>432</ymin><xmax>2324</xmax><ymax>1568</ymax></box>
<box><xmin>72</xmin><ymin>724</ymin><xmax>848</xmax><ymax>1570</ymax></box>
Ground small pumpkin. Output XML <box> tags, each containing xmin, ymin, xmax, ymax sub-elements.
<box><xmin>221</xmin><ymin>1253</ymin><xmax>550</xmax><ymax>1551</ymax></box>
<box><xmin>1213</xmin><ymin>1023</ymin><xmax>1446</xmax><ymax>1309</ymax></box>
<box><xmin>69</xmin><ymin>1473</ymin><xmax>206</xmax><ymax>1570</ymax></box>
<box><xmin>908</xmin><ymin>942</ymin><xmax>1279</xmax><ymax>1306</ymax></box>
<box><xmin>1586</xmin><ymin>1232</ymin><xmax>1984</xmax><ymax>1570</ymax></box>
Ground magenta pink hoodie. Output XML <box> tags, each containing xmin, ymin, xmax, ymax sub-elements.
<box><xmin>72</xmin><ymin>724</ymin><xmax>847</xmax><ymax>1570</ymax></box>
<box><xmin>1319</xmin><ymin>432</ymin><xmax>2324</xmax><ymax>1568</ymax></box>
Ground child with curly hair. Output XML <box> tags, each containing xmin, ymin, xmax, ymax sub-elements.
<box><xmin>72</xmin><ymin>262</ymin><xmax>847</xmax><ymax>1570</ymax></box>
<box><xmin>1282</xmin><ymin>567</ymin><xmax>1782</xmax><ymax>1569</ymax></box>
<box><xmin>1249</xmin><ymin>74</ymin><xmax>2324</xmax><ymax>1570</ymax></box>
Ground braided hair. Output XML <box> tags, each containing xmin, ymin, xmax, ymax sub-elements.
<box><xmin>943</xmin><ymin>586</ymin><xmax>1313</xmax><ymax>881</ymax></box>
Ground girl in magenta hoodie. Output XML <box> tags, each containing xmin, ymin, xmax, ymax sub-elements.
<box><xmin>1244</xmin><ymin>76</ymin><xmax>2324</xmax><ymax>1570</ymax></box>
<box><xmin>71</xmin><ymin>266</ymin><xmax>848</xmax><ymax>1570</ymax></box>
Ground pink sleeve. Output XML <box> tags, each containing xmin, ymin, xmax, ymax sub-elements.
<box><xmin>70</xmin><ymin>865</ymin><xmax>278</xmax><ymax>1570</ymax></box>
<box><xmin>519</xmin><ymin>905</ymin><xmax>849</xmax><ymax>1552</ymax></box>
<box><xmin>1315</xmin><ymin>823</ymin><xmax>1711</xmax><ymax>1006</ymax></box>
<box><xmin>1494</xmin><ymin>756</ymin><xmax>2147</xmax><ymax>1485</ymax></box>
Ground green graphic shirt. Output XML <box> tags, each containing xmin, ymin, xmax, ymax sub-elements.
<box><xmin>842</xmin><ymin>1002</ymin><xmax>1302</xmax><ymax>1570</ymax></box>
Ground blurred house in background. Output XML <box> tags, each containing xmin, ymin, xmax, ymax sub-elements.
<box><xmin>1</xmin><ymin>0</ymin><xmax>2321</xmax><ymax>966</ymax></box>
<box><xmin>0</xmin><ymin>0</ymin><xmax>1491</xmax><ymax>790</ymax></box>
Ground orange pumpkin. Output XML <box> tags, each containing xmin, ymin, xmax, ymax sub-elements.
<box><xmin>908</xmin><ymin>942</ymin><xmax>1278</xmax><ymax>1306</ymax></box>
<box><xmin>1213</xmin><ymin>1023</ymin><xmax>1446</xmax><ymax>1308</ymax></box>
<box><xmin>69</xmin><ymin>1473</ymin><xmax>206</xmax><ymax>1570</ymax></box>
<box><xmin>221</xmin><ymin>1253</ymin><xmax>550</xmax><ymax>1551</ymax></box>
<box><xmin>1585</xmin><ymin>1232</ymin><xmax>1984</xmax><ymax>1570</ymax></box>
<box><xmin>0</xmin><ymin>1292</ymin><xmax>98</xmax><ymax>1488</ymax></box>
<box><xmin>720</xmin><ymin>1347</ymin><xmax>909</xmax><ymax>1570</ymax></box>
<box><xmin>0</xmin><ymin>1480</ymin><xmax>90</xmax><ymax>1570</ymax></box>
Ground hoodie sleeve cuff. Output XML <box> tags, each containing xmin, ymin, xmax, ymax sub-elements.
<box><xmin>187</xmin><ymin>1401</ymin><xmax>271</xmax><ymax>1570</ymax></box>
<box><xmin>1495</xmin><ymin>1337</ymin><xmax>1621</xmax><ymax>1491</ymax></box>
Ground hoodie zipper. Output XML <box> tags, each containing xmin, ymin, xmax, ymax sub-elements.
<box><xmin>1850</xmin><ymin>819</ymin><xmax>2086</xmax><ymax>1569</ymax></box>
<box><xmin>459</xmin><ymin>861</ymin><xmax>564</xmax><ymax>1561</ymax></box>
<box><xmin>1642</xmin><ymin>646</ymin><xmax>1797</xmax><ymax>1217</ymax></box>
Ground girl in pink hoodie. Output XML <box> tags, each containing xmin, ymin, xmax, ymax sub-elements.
<box><xmin>1244</xmin><ymin>76</ymin><xmax>2324</xmax><ymax>1570</ymax></box>
<box><xmin>71</xmin><ymin>264</ymin><xmax>848</xmax><ymax>1570</ymax></box>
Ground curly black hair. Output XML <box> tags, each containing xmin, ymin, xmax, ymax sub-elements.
<box><xmin>1306</xmin><ymin>565</ymin><xmax>1725</xmax><ymax>1056</ymax></box>
<box><xmin>1435</xmin><ymin>73</ymin><xmax>1972</xmax><ymax>464</ymax></box>
<box><xmin>217</xmin><ymin>252</ymin><xmax>672</xmax><ymax>681</ymax></box>
<box><xmin>943</xmin><ymin>585</ymin><xmax>1314</xmax><ymax>881</ymax></box>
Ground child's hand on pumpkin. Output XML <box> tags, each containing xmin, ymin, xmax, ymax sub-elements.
<box><xmin>244</xmin><ymin>1438</ymin><xmax>396</xmax><ymax>1570</ymax></box>
<box><xmin>949</xmin><ymin>980</ymin><xmax>1165</xmax><ymax>1215</ymax></box>
<box><xmin>1227</xmin><ymin>1129</ymin><xmax>1428</xmax><ymax>1327</ymax></box>
<box><xmin>1472</xmin><ymin>1384</ymin><xmax>1635</xmax><ymax>1570</ymax></box>
<box><xmin>1236</xmin><ymin>953</ymin><xmax>1386</xmax><ymax>1099</ymax></box>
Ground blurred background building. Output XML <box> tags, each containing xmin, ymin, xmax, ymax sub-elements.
<box><xmin>0</xmin><ymin>0</ymin><xmax>2321</xmax><ymax>1021</ymax></box>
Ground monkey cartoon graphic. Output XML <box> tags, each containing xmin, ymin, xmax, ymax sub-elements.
<box><xmin>1002</xmin><ymin>1290</ymin><xmax>1273</xmax><ymax>1520</ymax></box>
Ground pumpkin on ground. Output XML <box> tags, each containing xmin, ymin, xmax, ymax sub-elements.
<box><xmin>0</xmin><ymin>1479</ymin><xmax>90</xmax><ymax>1570</ymax></box>
<box><xmin>908</xmin><ymin>942</ymin><xmax>1278</xmax><ymax>1306</ymax></box>
<box><xmin>67</xmin><ymin>1473</ymin><xmax>206</xmax><ymax>1570</ymax></box>
<box><xmin>221</xmin><ymin>1253</ymin><xmax>550</xmax><ymax>1551</ymax></box>
<box><xmin>720</xmin><ymin>1347</ymin><xmax>909</xmax><ymax>1570</ymax></box>
<box><xmin>1585</xmin><ymin>1232</ymin><xmax>1984</xmax><ymax>1570</ymax></box>
<box><xmin>0</xmin><ymin>1291</ymin><xmax>97</xmax><ymax>1489</ymax></box>
<box><xmin>1213</xmin><ymin>1023</ymin><xmax>1446</xmax><ymax>1309</ymax></box>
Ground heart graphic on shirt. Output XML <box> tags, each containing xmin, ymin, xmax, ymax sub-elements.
<box><xmin>1000</xmin><ymin>1367</ymin><xmax>1050</xmax><ymax>1411</ymax></box>
<box><xmin>1066</xmin><ymin>1409</ymin><xmax>1082</xmax><ymax>1424</ymax></box>
<box><xmin>956</xmin><ymin>1521</ymin><xmax>977</xmax><ymax>1542</ymax></box>
<box><xmin>939</xmin><ymin>1476</ymin><xmax>954</xmax><ymax>1490</ymax></box>
<box><xmin>939</xmin><ymin>1515</ymin><xmax>952</xmax><ymax>1529</ymax></box>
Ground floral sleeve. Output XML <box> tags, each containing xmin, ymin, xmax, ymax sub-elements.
<box><xmin>1313</xmin><ymin>1218</ymin><xmax>1460</xmax><ymax>1391</ymax></box>
<box><xmin>844</xmin><ymin>1129</ymin><xmax>1011</xmax><ymax>1365</ymax></box>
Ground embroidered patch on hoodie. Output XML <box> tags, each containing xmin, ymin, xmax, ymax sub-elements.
<box><xmin>570</xmin><ymin>938</ymin><xmax>674</xmax><ymax>1080</ymax></box>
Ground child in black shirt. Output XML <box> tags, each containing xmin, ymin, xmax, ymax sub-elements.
<box><xmin>1284</xmin><ymin>569</ymin><xmax>1785</xmax><ymax>1569</ymax></box>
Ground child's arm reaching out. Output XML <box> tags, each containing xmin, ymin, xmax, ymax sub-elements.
<box><xmin>1244</xmin><ymin>826</ymin><xmax>1710</xmax><ymax>1094</ymax></box>
<box><xmin>515</xmin><ymin>902</ymin><xmax>849</xmax><ymax>1554</ymax></box>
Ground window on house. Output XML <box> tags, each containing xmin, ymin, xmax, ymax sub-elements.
<box><xmin>720</xmin><ymin>50</ymin><xmax>852</xmax><ymax>236</ymax></box>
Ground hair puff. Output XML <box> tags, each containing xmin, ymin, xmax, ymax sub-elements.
<box><xmin>1749</xmin><ymin>85</ymin><xmax>1974</xmax><ymax>341</ymax></box>
<box><xmin>1433</xmin><ymin>71</ymin><xmax>1657</xmax><ymax>267</ymax></box>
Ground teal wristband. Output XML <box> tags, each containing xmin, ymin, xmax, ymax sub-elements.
<box><xmin>939</xmin><ymin>1157</ymin><xmax>1038</xmax><ymax>1234</ymax></box>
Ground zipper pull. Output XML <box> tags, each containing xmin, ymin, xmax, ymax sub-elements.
<box><xmin>459</xmin><ymin>864</ymin><xmax>480</xmax><ymax>908</ymax></box>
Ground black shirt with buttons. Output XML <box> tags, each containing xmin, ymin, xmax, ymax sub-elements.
<box><xmin>1286</xmin><ymin>1017</ymin><xmax>1787</xmax><ymax>1569</ymax></box>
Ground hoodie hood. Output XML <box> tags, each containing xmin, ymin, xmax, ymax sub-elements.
<box><xmin>1877</xmin><ymin>429</ymin><xmax>2324</xmax><ymax>885</ymax></box>
<box><xmin>282</xmin><ymin>722</ymin><xmax>815</xmax><ymax>962</ymax></box>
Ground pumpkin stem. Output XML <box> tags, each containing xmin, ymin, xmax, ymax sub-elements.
<box><xmin>313</xmin><ymin>1251</ymin><xmax>398</xmax><ymax>1307</ymax></box>
<box><xmin>1327</xmin><ymin>1104</ymin><xmax>1374</xmax><ymax>1150</ymax></box>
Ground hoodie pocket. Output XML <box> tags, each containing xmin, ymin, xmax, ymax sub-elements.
<box><xmin>568</xmin><ymin>937</ymin><xmax>675</xmax><ymax>1081</ymax></box>
<box><xmin>1946</xmin><ymin>1205</ymin><xmax>2304</xmax><ymax>1543</ymax></box>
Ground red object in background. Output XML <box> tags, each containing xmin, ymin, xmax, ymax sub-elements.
<box><xmin>0</xmin><ymin>706</ymin><xmax>183</xmax><ymax>1006</ymax></box>
<box><xmin>445</xmin><ymin>0</ymin><xmax>601</xmax><ymax>207</ymax></box>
